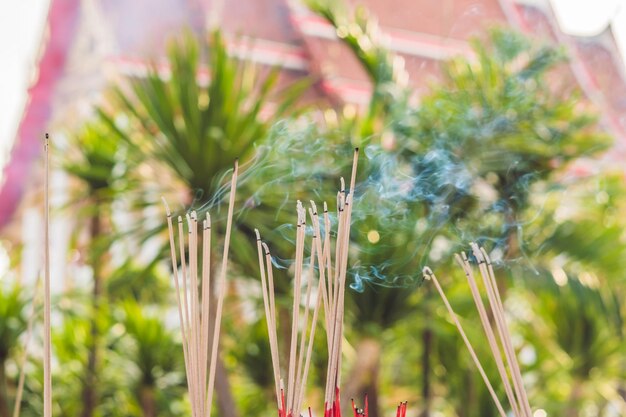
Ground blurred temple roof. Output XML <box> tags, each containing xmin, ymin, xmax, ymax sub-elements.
<box><xmin>1</xmin><ymin>0</ymin><xmax>625</xmax><ymax>229</ymax></box>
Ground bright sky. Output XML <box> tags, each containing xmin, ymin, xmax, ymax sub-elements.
<box><xmin>550</xmin><ymin>0</ymin><xmax>626</xmax><ymax>58</ymax></box>
<box><xmin>0</xmin><ymin>0</ymin><xmax>50</xmax><ymax>173</ymax></box>
<box><xmin>0</xmin><ymin>0</ymin><xmax>625</xmax><ymax>181</ymax></box>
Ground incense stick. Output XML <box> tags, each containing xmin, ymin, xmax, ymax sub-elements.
<box><xmin>163</xmin><ymin>159</ymin><xmax>238</xmax><ymax>417</ymax></box>
<box><xmin>255</xmin><ymin>232</ymin><xmax>281</xmax><ymax>408</ymax></box>
<box><xmin>163</xmin><ymin>200</ymin><xmax>193</xmax><ymax>400</ymax></box>
<box><xmin>43</xmin><ymin>134</ymin><xmax>52</xmax><ymax>417</ymax></box>
<box><xmin>254</xmin><ymin>149</ymin><xmax>362</xmax><ymax>417</ymax></box>
<box><xmin>326</xmin><ymin>148</ymin><xmax>359</xmax><ymax>407</ymax></box>
<box><xmin>294</xmin><ymin>207</ymin><xmax>328</xmax><ymax>414</ymax></box>
<box><xmin>186</xmin><ymin>213</ymin><xmax>201</xmax><ymax>417</ymax></box>
<box><xmin>422</xmin><ymin>267</ymin><xmax>508</xmax><ymax>417</ymax></box>
<box><xmin>206</xmin><ymin>159</ymin><xmax>238</xmax><ymax>417</ymax></box>
<box><xmin>259</xmin><ymin>242</ymin><xmax>284</xmax><ymax>398</ymax></box>
<box><xmin>293</xmin><ymin>227</ymin><xmax>316</xmax><ymax>413</ymax></box>
<box><xmin>455</xmin><ymin>253</ymin><xmax>521</xmax><ymax>417</ymax></box>
<box><xmin>200</xmin><ymin>213</ymin><xmax>211</xmax><ymax>414</ymax></box>
<box><xmin>287</xmin><ymin>203</ymin><xmax>306</xmax><ymax>414</ymax></box>
<box><xmin>426</xmin><ymin>242</ymin><xmax>535</xmax><ymax>417</ymax></box>
<box><xmin>471</xmin><ymin>244</ymin><xmax>532</xmax><ymax>417</ymax></box>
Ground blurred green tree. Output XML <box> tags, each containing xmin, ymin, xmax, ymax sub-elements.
<box><xmin>119</xmin><ymin>300</ymin><xmax>184</xmax><ymax>417</ymax></box>
<box><xmin>0</xmin><ymin>285</ymin><xmax>26</xmax><ymax>417</ymax></box>
<box><xmin>62</xmin><ymin>121</ymin><xmax>125</xmax><ymax>417</ymax></box>
<box><xmin>302</xmin><ymin>1</ymin><xmax>612</xmax><ymax>415</ymax></box>
<box><xmin>97</xmin><ymin>30</ymin><xmax>309</xmax><ymax>417</ymax></box>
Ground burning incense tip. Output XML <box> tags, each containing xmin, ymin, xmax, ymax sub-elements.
<box><xmin>354</xmin><ymin>147</ymin><xmax>359</xmax><ymax>152</ymax></box>
<box><xmin>422</xmin><ymin>267</ymin><xmax>433</xmax><ymax>279</ymax></box>
<box><xmin>178</xmin><ymin>216</ymin><xmax>183</xmax><ymax>223</ymax></box>
<box><xmin>480</xmin><ymin>247</ymin><xmax>493</xmax><ymax>265</ymax></box>
<box><xmin>261</xmin><ymin>242</ymin><xmax>271</xmax><ymax>255</ymax></box>
<box><xmin>470</xmin><ymin>243</ymin><xmax>486</xmax><ymax>264</ymax></box>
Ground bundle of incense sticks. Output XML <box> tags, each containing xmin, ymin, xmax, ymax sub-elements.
<box><xmin>423</xmin><ymin>243</ymin><xmax>532</xmax><ymax>417</ymax></box>
<box><xmin>162</xmin><ymin>160</ymin><xmax>238</xmax><ymax>417</ymax></box>
<box><xmin>254</xmin><ymin>149</ymin><xmax>408</xmax><ymax>417</ymax></box>
<box><xmin>254</xmin><ymin>149</ymin><xmax>359</xmax><ymax>417</ymax></box>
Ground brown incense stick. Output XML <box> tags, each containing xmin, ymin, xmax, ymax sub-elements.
<box><xmin>43</xmin><ymin>134</ymin><xmax>52</xmax><ymax>417</ymax></box>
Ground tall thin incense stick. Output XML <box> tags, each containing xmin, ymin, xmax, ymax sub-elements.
<box><xmin>163</xmin><ymin>200</ymin><xmax>193</xmax><ymax>400</ymax></box>
<box><xmin>255</xmin><ymin>150</ymin><xmax>363</xmax><ymax>417</ymax></box>
<box><xmin>43</xmin><ymin>134</ymin><xmax>52</xmax><ymax>417</ymax></box>
<box><xmin>455</xmin><ymin>253</ymin><xmax>520</xmax><ymax>417</ymax></box>
<box><xmin>206</xmin><ymin>159</ymin><xmax>238</xmax><ymax>417</ymax></box>
<box><xmin>163</xmin><ymin>159</ymin><xmax>238</xmax><ymax>417</ymax></box>
<box><xmin>426</xmin><ymin>243</ymin><xmax>535</xmax><ymax>417</ymax></box>
<box><xmin>251</xmin><ymin>150</ymin><xmax>408</xmax><ymax>417</ymax></box>
<box><xmin>293</xmin><ymin>218</ymin><xmax>318</xmax><ymax>413</ymax></box>
<box><xmin>255</xmin><ymin>232</ymin><xmax>281</xmax><ymax>408</ymax></box>
<box><xmin>472</xmin><ymin>245</ymin><xmax>532</xmax><ymax>417</ymax></box>
<box><xmin>422</xmin><ymin>267</ymin><xmax>508</xmax><ymax>417</ymax></box>
<box><xmin>200</xmin><ymin>213</ymin><xmax>211</xmax><ymax>413</ymax></box>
